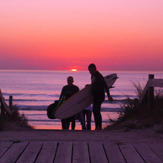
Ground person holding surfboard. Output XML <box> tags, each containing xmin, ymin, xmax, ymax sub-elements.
<box><xmin>59</xmin><ymin>76</ymin><xmax>79</xmax><ymax>130</ymax></box>
<box><xmin>88</xmin><ymin>63</ymin><xmax>113</xmax><ymax>130</ymax></box>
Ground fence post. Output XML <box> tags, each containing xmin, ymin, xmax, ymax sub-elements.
<box><xmin>148</xmin><ymin>74</ymin><xmax>154</xmax><ymax>110</ymax></box>
<box><xmin>9</xmin><ymin>96</ymin><xmax>13</xmax><ymax>110</ymax></box>
<box><xmin>0</xmin><ymin>100</ymin><xmax>5</xmax><ymax>117</ymax></box>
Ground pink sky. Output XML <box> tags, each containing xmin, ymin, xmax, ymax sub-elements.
<box><xmin>0</xmin><ymin>0</ymin><xmax>163</xmax><ymax>71</ymax></box>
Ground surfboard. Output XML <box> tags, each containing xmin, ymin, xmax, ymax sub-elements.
<box><xmin>54</xmin><ymin>73</ymin><xmax>118</xmax><ymax>119</ymax></box>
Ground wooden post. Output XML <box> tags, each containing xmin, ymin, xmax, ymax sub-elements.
<box><xmin>9</xmin><ymin>96</ymin><xmax>13</xmax><ymax>110</ymax></box>
<box><xmin>148</xmin><ymin>74</ymin><xmax>154</xmax><ymax>110</ymax></box>
<box><xmin>0</xmin><ymin>100</ymin><xmax>5</xmax><ymax>116</ymax></box>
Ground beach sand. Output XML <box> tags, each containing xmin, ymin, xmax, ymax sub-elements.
<box><xmin>0</xmin><ymin>112</ymin><xmax>163</xmax><ymax>143</ymax></box>
<box><xmin>0</xmin><ymin>124</ymin><xmax>163</xmax><ymax>143</ymax></box>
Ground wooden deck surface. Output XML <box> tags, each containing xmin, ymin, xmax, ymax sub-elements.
<box><xmin>0</xmin><ymin>141</ymin><xmax>163</xmax><ymax>163</ymax></box>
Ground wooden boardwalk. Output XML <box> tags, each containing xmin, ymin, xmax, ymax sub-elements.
<box><xmin>0</xmin><ymin>141</ymin><xmax>163</xmax><ymax>163</ymax></box>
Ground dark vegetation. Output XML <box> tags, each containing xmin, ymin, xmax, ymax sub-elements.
<box><xmin>106</xmin><ymin>83</ymin><xmax>163</xmax><ymax>133</ymax></box>
<box><xmin>0</xmin><ymin>105</ymin><xmax>33</xmax><ymax>131</ymax></box>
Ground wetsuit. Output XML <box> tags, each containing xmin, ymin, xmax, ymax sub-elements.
<box><xmin>60</xmin><ymin>85</ymin><xmax>79</xmax><ymax>130</ymax></box>
<box><xmin>91</xmin><ymin>71</ymin><xmax>110</xmax><ymax>130</ymax></box>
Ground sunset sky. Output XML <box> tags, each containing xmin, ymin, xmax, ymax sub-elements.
<box><xmin>0</xmin><ymin>0</ymin><xmax>163</xmax><ymax>71</ymax></box>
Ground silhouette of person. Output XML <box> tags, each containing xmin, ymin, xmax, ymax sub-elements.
<box><xmin>88</xmin><ymin>63</ymin><xmax>113</xmax><ymax>130</ymax></box>
<box><xmin>82</xmin><ymin>105</ymin><xmax>92</xmax><ymax>130</ymax></box>
<box><xmin>59</xmin><ymin>76</ymin><xmax>79</xmax><ymax>130</ymax></box>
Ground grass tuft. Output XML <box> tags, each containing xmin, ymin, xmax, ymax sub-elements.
<box><xmin>0</xmin><ymin>105</ymin><xmax>33</xmax><ymax>130</ymax></box>
<box><xmin>106</xmin><ymin>83</ymin><xmax>163</xmax><ymax>132</ymax></box>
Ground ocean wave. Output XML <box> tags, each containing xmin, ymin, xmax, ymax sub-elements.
<box><xmin>12</xmin><ymin>98</ymin><xmax>128</xmax><ymax>103</ymax></box>
<box><xmin>8</xmin><ymin>99</ymin><xmax>52</xmax><ymax>102</ymax></box>
<box><xmin>3</xmin><ymin>92</ymin><xmax>135</xmax><ymax>98</ymax></box>
<box><xmin>18</xmin><ymin>105</ymin><xmax>47</xmax><ymax>110</ymax></box>
<box><xmin>3</xmin><ymin>92</ymin><xmax>60</xmax><ymax>97</ymax></box>
<box><xmin>101</xmin><ymin>107</ymin><xmax>124</xmax><ymax>112</ymax></box>
<box><xmin>112</xmin><ymin>94</ymin><xmax>136</xmax><ymax>98</ymax></box>
<box><xmin>18</xmin><ymin>105</ymin><xmax>124</xmax><ymax>112</ymax></box>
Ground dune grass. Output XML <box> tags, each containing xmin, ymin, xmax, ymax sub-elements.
<box><xmin>106</xmin><ymin>83</ymin><xmax>163</xmax><ymax>132</ymax></box>
<box><xmin>0</xmin><ymin>105</ymin><xmax>33</xmax><ymax>130</ymax></box>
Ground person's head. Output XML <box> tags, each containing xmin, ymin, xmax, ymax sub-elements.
<box><xmin>67</xmin><ymin>76</ymin><xmax>74</xmax><ymax>85</ymax></box>
<box><xmin>88</xmin><ymin>63</ymin><xmax>97</xmax><ymax>75</ymax></box>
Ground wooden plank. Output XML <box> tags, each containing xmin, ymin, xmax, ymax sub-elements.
<box><xmin>54</xmin><ymin>142</ymin><xmax>72</xmax><ymax>163</ymax></box>
<box><xmin>9</xmin><ymin>96</ymin><xmax>13</xmax><ymax>110</ymax></box>
<box><xmin>35</xmin><ymin>141</ymin><xmax>57</xmax><ymax>163</ymax></box>
<box><xmin>139</xmin><ymin>81</ymin><xmax>150</xmax><ymax>103</ymax></box>
<box><xmin>73</xmin><ymin>142</ymin><xmax>90</xmax><ymax>163</ymax></box>
<box><xmin>0</xmin><ymin>142</ymin><xmax>28</xmax><ymax>163</ymax></box>
<box><xmin>0</xmin><ymin>142</ymin><xmax>12</xmax><ymax>158</ymax></box>
<box><xmin>134</xmin><ymin>143</ymin><xmax>162</xmax><ymax>163</ymax></box>
<box><xmin>0</xmin><ymin>90</ymin><xmax>12</xmax><ymax>115</ymax></box>
<box><xmin>119</xmin><ymin>143</ymin><xmax>144</xmax><ymax>163</ymax></box>
<box><xmin>149</xmin><ymin>143</ymin><xmax>163</xmax><ymax>161</ymax></box>
<box><xmin>104</xmin><ymin>143</ymin><xmax>125</xmax><ymax>163</ymax></box>
<box><xmin>149</xmin><ymin>79</ymin><xmax>163</xmax><ymax>88</ymax></box>
<box><xmin>17</xmin><ymin>141</ymin><xmax>42</xmax><ymax>163</ymax></box>
<box><xmin>89</xmin><ymin>142</ymin><xmax>108</xmax><ymax>163</ymax></box>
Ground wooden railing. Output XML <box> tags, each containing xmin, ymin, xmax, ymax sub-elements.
<box><xmin>0</xmin><ymin>90</ymin><xmax>12</xmax><ymax>116</ymax></box>
<box><xmin>140</xmin><ymin>74</ymin><xmax>163</xmax><ymax>109</ymax></box>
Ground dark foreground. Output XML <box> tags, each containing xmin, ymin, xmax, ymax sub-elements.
<box><xmin>0</xmin><ymin>130</ymin><xmax>163</xmax><ymax>162</ymax></box>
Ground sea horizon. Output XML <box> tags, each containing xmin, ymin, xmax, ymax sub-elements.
<box><xmin>0</xmin><ymin>68</ymin><xmax>162</xmax><ymax>72</ymax></box>
<box><xmin>0</xmin><ymin>69</ymin><xmax>162</xmax><ymax>130</ymax></box>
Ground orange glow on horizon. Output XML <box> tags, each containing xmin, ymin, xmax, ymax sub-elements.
<box><xmin>71</xmin><ymin>68</ymin><xmax>78</xmax><ymax>72</ymax></box>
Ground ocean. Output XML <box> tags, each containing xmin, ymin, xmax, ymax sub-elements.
<box><xmin>0</xmin><ymin>70</ymin><xmax>162</xmax><ymax>130</ymax></box>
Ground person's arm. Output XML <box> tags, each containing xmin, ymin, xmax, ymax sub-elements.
<box><xmin>104</xmin><ymin>79</ymin><xmax>113</xmax><ymax>102</ymax></box>
<box><xmin>59</xmin><ymin>87</ymin><xmax>65</xmax><ymax>100</ymax></box>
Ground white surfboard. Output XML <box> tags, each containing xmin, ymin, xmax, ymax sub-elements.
<box><xmin>55</xmin><ymin>73</ymin><xmax>118</xmax><ymax>119</ymax></box>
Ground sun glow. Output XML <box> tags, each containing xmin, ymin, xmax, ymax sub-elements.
<box><xmin>71</xmin><ymin>68</ymin><xmax>77</xmax><ymax>72</ymax></box>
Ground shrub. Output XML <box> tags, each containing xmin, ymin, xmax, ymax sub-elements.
<box><xmin>0</xmin><ymin>105</ymin><xmax>33</xmax><ymax>130</ymax></box>
<box><xmin>107</xmin><ymin>84</ymin><xmax>163</xmax><ymax>130</ymax></box>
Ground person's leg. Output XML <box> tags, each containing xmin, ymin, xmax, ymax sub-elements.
<box><xmin>86</xmin><ymin>110</ymin><xmax>91</xmax><ymax>130</ymax></box>
<box><xmin>81</xmin><ymin>111</ymin><xmax>86</xmax><ymax>130</ymax></box>
<box><xmin>65</xmin><ymin>118</ymin><xmax>70</xmax><ymax>130</ymax></box>
<box><xmin>93</xmin><ymin>98</ymin><xmax>103</xmax><ymax>130</ymax></box>
<box><xmin>71</xmin><ymin>116</ymin><xmax>76</xmax><ymax>130</ymax></box>
<box><xmin>93</xmin><ymin>104</ymin><xmax>101</xmax><ymax>129</ymax></box>
<box><xmin>61</xmin><ymin>119</ymin><xmax>66</xmax><ymax>129</ymax></box>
